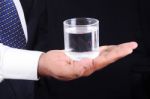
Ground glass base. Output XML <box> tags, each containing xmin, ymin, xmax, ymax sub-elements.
<box><xmin>65</xmin><ymin>51</ymin><xmax>99</xmax><ymax>61</ymax></box>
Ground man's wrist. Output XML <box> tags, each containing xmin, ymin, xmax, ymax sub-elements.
<box><xmin>38</xmin><ymin>52</ymin><xmax>46</xmax><ymax>77</ymax></box>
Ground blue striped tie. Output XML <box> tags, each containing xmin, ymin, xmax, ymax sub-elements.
<box><xmin>0</xmin><ymin>0</ymin><xmax>26</xmax><ymax>49</ymax></box>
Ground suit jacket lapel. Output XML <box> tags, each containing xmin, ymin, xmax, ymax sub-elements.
<box><xmin>20</xmin><ymin>0</ymin><xmax>34</xmax><ymax>23</ymax></box>
<box><xmin>20</xmin><ymin>0</ymin><xmax>46</xmax><ymax>49</ymax></box>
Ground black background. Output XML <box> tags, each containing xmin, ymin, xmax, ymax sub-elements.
<box><xmin>35</xmin><ymin>0</ymin><xmax>150</xmax><ymax>99</ymax></box>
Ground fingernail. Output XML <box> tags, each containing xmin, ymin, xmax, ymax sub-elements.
<box><xmin>129</xmin><ymin>42</ymin><xmax>138</xmax><ymax>49</ymax></box>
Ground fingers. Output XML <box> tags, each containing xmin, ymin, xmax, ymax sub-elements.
<box><xmin>99</xmin><ymin>42</ymin><xmax>138</xmax><ymax>53</ymax></box>
<box><xmin>120</xmin><ymin>41</ymin><xmax>138</xmax><ymax>50</ymax></box>
<box><xmin>93</xmin><ymin>42</ymin><xmax>138</xmax><ymax>71</ymax></box>
<box><xmin>116</xmin><ymin>42</ymin><xmax>138</xmax><ymax>55</ymax></box>
<box><xmin>110</xmin><ymin>42</ymin><xmax>137</xmax><ymax>58</ymax></box>
<box><xmin>114</xmin><ymin>41</ymin><xmax>138</xmax><ymax>57</ymax></box>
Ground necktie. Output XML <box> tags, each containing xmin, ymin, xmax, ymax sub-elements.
<box><xmin>0</xmin><ymin>0</ymin><xmax>26</xmax><ymax>49</ymax></box>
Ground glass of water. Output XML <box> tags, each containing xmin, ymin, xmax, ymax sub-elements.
<box><xmin>64</xmin><ymin>18</ymin><xmax>99</xmax><ymax>60</ymax></box>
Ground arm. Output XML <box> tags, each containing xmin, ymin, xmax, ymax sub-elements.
<box><xmin>0</xmin><ymin>41</ymin><xmax>138</xmax><ymax>82</ymax></box>
<box><xmin>38</xmin><ymin>42</ymin><xmax>138</xmax><ymax>81</ymax></box>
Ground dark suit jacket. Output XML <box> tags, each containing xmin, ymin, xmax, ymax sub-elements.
<box><xmin>34</xmin><ymin>0</ymin><xmax>150</xmax><ymax>99</ymax></box>
<box><xmin>0</xmin><ymin>0</ymin><xmax>47</xmax><ymax>99</ymax></box>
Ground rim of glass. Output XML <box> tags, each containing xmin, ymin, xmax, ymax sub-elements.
<box><xmin>63</xmin><ymin>18</ymin><xmax>99</xmax><ymax>27</ymax></box>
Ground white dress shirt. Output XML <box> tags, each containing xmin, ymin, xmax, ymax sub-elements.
<box><xmin>0</xmin><ymin>0</ymin><xmax>43</xmax><ymax>82</ymax></box>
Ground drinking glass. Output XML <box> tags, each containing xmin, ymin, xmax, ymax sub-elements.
<box><xmin>64</xmin><ymin>18</ymin><xmax>99</xmax><ymax>60</ymax></box>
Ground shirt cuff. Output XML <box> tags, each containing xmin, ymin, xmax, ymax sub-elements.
<box><xmin>0</xmin><ymin>74</ymin><xmax>3</xmax><ymax>83</ymax></box>
<box><xmin>1</xmin><ymin>47</ymin><xmax>43</xmax><ymax>80</ymax></box>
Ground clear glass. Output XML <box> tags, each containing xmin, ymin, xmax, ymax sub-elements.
<box><xmin>64</xmin><ymin>18</ymin><xmax>99</xmax><ymax>60</ymax></box>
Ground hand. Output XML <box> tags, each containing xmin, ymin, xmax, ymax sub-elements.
<box><xmin>38</xmin><ymin>42</ymin><xmax>138</xmax><ymax>81</ymax></box>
